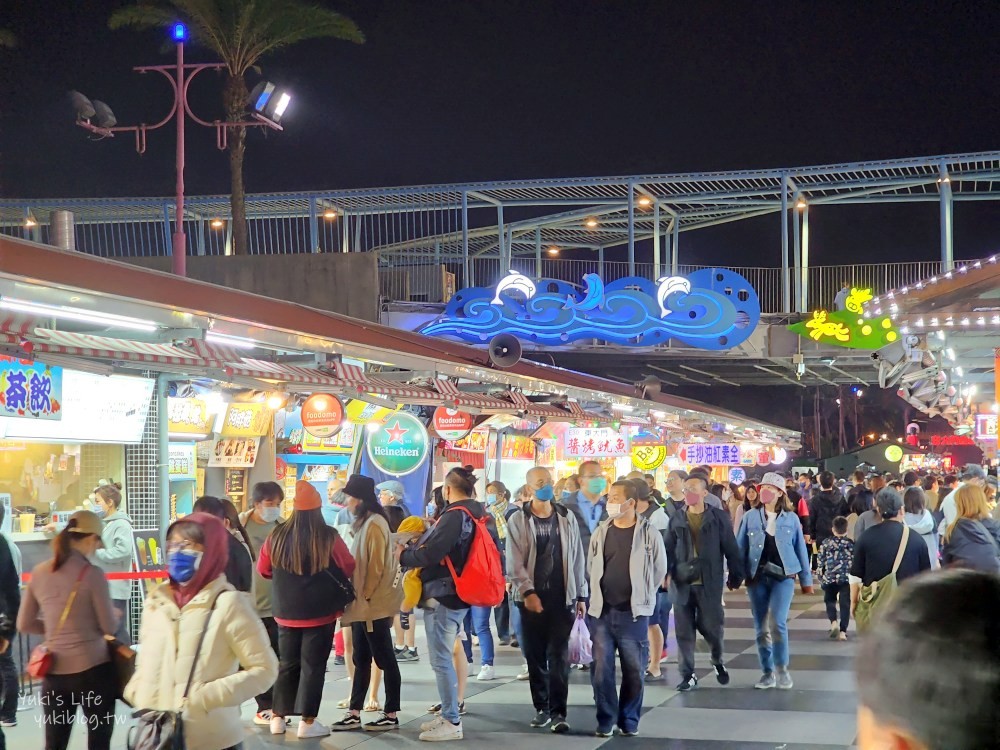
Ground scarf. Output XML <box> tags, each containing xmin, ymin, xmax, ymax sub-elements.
<box><xmin>168</xmin><ymin>512</ymin><xmax>229</xmax><ymax>608</ymax></box>
<box><xmin>489</xmin><ymin>500</ymin><xmax>509</xmax><ymax>540</ymax></box>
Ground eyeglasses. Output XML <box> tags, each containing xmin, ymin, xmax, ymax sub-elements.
<box><xmin>166</xmin><ymin>540</ymin><xmax>195</xmax><ymax>554</ymax></box>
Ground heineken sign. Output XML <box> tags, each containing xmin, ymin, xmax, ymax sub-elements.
<box><xmin>367</xmin><ymin>411</ymin><xmax>430</xmax><ymax>476</ymax></box>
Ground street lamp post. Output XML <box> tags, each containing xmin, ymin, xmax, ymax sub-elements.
<box><xmin>75</xmin><ymin>23</ymin><xmax>285</xmax><ymax>277</ymax></box>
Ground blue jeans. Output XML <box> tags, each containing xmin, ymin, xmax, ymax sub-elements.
<box><xmin>471</xmin><ymin>606</ymin><xmax>495</xmax><ymax>666</ymax></box>
<box><xmin>425</xmin><ymin>605</ymin><xmax>469</xmax><ymax>724</ymax></box>
<box><xmin>509</xmin><ymin>598</ymin><xmax>526</xmax><ymax>659</ymax></box>
<box><xmin>588</xmin><ymin>610</ymin><xmax>649</xmax><ymax>734</ymax></box>
<box><xmin>746</xmin><ymin>577</ymin><xmax>795</xmax><ymax>672</ymax></box>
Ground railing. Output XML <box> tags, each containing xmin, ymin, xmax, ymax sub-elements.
<box><xmin>379</xmin><ymin>257</ymin><xmax>958</xmax><ymax>315</ymax></box>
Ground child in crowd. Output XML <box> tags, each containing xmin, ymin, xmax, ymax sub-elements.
<box><xmin>817</xmin><ymin>516</ymin><xmax>853</xmax><ymax>640</ymax></box>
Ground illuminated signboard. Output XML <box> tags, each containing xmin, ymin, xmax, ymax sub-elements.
<box><xmin>420</xmin><ymin>269</ymin><xmax>761</xmax><ymax>351</ymax></box>
<box><xmin>680</xmin><ymin>443</ymin><xmax>740</xmax><ymax>465</ymax></box>
<box><xmin>976</xmin><ymin>414</ymin><xmax>998</xmax><ymax>441</ymax></box>
<box><xmin>787</xmin><ymin>288</ymin><xmax>898</xmax><ymax>350</ymax></box>
<box><xmin>0</xmin><ymin>357</ymin><xmax>62</xmax><ymax>420</ymax></box>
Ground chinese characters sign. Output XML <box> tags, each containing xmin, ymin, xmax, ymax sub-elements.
<box><xmin>679</xmin><ymin>443</ymin><xmax>741</xmax><ymax>466</ymax></box>
<box><xmin>0</xmin><ymin>357</ymin><xmax>62</xmax><ymax>420</ymax></box>
<box><xmin>168</xmin><ymin>443</ymin><xmax>197</xmax><ymax>481</ymax></box>
<box><xmin>167</xmin><ymin>398</ymin><xmax>214</xmax><ymax>436</ymax></box>
<box><xmin>976</xmin><ymin>415</ymin><xmax>998</xmax><ymax>441</ymax></box>
<box><xmin>502</xmin><ymin>435</ymin><xmax>536</xmax><ymax>461</ymax></box>
<box><xmin>564</xmin><ymin>428</ymin><xmax>628</xmax><ymax>458</ymax></box>
<box><xmin>221</xmin><ymin>403</ymin><xmax>270</xmax><ymax>437</ymax></box>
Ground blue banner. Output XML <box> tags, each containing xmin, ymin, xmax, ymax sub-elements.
<box><xmin>0</xmin><ymin>357</ymin><xmax>62</xmax><ymax>420</ymax></box>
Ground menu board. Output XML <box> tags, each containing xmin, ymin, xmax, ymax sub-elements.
<box><xmin>209</xmin><ymin>437</ymin><xmax>260</xmax><ymax>468</ymax></box>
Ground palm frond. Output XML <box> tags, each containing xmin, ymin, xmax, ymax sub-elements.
<box><xmin>108</xmin><ymin>3</ymin><xmax>177</xmax><ymax>32</ymax></box>
<box><xmin>0</xmin><ymin>29</ymin><xmax>17</xmax><ymax>49</ymax></box>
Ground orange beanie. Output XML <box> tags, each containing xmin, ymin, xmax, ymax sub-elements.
<box><xmin>294</xmin><ymin>481</ymin><xmax>322</xmax><ymax>511</ymax></box>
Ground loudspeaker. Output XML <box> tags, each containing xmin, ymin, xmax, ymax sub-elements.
<box><xmin>488</xmin><ymin>334</ymin><xmax>522</xmax><ymax>368</ymax></box>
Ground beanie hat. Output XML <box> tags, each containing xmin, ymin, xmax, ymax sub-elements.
<box><xmin>294</xmin><ymin>480</ymin><xmax>322</xmax><ymax>511</ymax></box>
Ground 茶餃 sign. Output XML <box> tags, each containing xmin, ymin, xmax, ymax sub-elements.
<box><xmin>366</xmin><ymin>411</ymin><xmax>429</xmax><ymax>476</ymax></box>
<box><xmin>432</xmin><ymin>407</ymin><xmax>475</xmax><ymax>441</ymax></box>
<box><xmin>0</xmin><ymin>357</ymin><xmax>62</xmax><ymax>421</ymax></box>
<box><xmin>301</xmin><ymin>393</ymin><xmax>345</xmax><ymax>439</ymax></box>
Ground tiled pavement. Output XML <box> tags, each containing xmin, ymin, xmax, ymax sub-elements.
<box><xmin>5</xmin><ymin>591</ymin><xmax>859</xmax><ymax>749</ymax></box>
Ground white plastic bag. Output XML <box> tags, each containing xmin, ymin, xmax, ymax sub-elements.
<box><xmin>568</xmin><ymin>615</ymin><xmax>593</xmax><ymax>665</ymax></box>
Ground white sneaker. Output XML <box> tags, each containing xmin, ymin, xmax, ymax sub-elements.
<box><xmin>516</xmin><ymin>663</ymin><xmax>530</xmax><ymax>681</ymax></box>
<box><xmin>420</xmin><ymin>719</ymin><xmax>463</xmax><ymax>741</ymax></box>
<box><xmin>477</xmin><ymin>664</ymin><xmax>496</xmax><ymax>681</ymax></box>
<box><xmin>297</xmin><ymin>720</ymin><xmax>331</xmax><ymax>739</ymax></box>
<box><xmin>254</xmin><ymin>710</ymin><xmax>274</xmax><ymax>726</ymax></box>
<box><xmin>269</xmin><ymin>716</ymin><xmax>286</xmax><ymax>735</ymax></box>
<box><xmin>421</xmin><ymin>715</ymin><xmax>445</xmax><ymax>732</ymax></box>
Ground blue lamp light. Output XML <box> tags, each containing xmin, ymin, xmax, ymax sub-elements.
<box><xmin>172</xmin><ymin>22</ymin><xmax>188</xmax><ymax>42</ymax></box>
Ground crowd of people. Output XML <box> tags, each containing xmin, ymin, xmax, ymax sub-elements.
<box><xmin>0</xmin><ymin>459</ymin><xmax>997</xmax><ymax>749</ymax></box>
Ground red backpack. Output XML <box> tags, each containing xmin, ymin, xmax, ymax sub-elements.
<box><xmin>442</xmin><ymin>505</ymin><xmax>505</xmax><ymax>607</ymax></box>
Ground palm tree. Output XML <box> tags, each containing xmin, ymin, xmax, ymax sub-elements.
<box><xmin>109</xmin><ymin>1</ymin><xmax>363</xmax><ymax>256</ymax></box>
<box><xmin>0</xmin><ymin>29</ymin><xmax>16</xmax><ymax>49</ymax></box>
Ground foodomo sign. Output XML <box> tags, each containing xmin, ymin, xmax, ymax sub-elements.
<box><xmin>432</xmin><ymin>407</ymin><xmax>474</xmax><ymax>441</ymax></box>
<box><xmin>366</xmin><ymin>411</ymin><xmax>430</xmax><ymax>476</ymax></box>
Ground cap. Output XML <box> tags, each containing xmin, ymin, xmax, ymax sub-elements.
<box><xmin>67</xmin><ymin>510</ymin><xmax>105</xmax><ymax>545</ymax></box>
<box><xmin>759</xmin><ymin>472</ymin><xmax>785</xmax><ymax>492</ymax></box>
<box><xmin>960</xmin><ymin>464</ymin><xmax>987</xmax><ymax>481</ymax></box>
<box><xmin>293</xmin><ymin>481</ymin><xmax>322</xmax><ymax>511</ymax></box>
<box><xmin>376</xmin><ymin>479</ymin><xmax>405</xmax><ymax>498</ymax></box>
<box><xmin>344</xmin><ymin>474</ymin><xmax>378</xmax><ymax>505</ymax></box>
<box><xmin>875</xmin><ymin>487</ymin><xmax>904</xmax><ymax>519</ymax></box>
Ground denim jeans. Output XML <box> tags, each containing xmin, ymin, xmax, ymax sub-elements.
<box><xmin>746</xmin><ymin>577</ymin><xmax>795</xmax><ymax>672</ymax></box>
<box><xmin>425</xmin><ymin>605</ymin><xmax>469</xmax><ymax>724</ymax></box>
<box><xmin>587</xmin><ymin>610</ymin><xmax>649</xmax><ymax>734</ymax></box>
<box><xmin>471</xmin><ymin>606</ymin><xmax>495</xmax><ymax>666</ymax></box>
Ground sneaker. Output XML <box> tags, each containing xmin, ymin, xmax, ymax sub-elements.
<box><xmin>477</xmin><ymin>664</ymin><xmax>496</xmax><ymax>681</ymax></box>
<box><xmin>0</xmin><ymin>719</ymin><xmax>15</xmax><ymax>728</ymax></box>
<box><xmin>838</xmin><ymin>631</ymin><xmax>848</xmax><ymax>641</ymax></box>
<box><xmin>269</xmin><ymin>716</ymin><xmax>287</xmax><ymax>735</ymax></box>
<box><xmin>397</xmin><ymin>649</ymin><xmax>417</xmax><ymax>663</ymax></box>
<box><xmin>551</xmin><ymin>716</ymin><xmax>570</xmax><ymax>734</ymax></box>
<box><xmin>364</xmin><ymin>713</ymin><xmax>400</xmax><ymax>732</ymax></box>
<box><xmin>334</xmin><ymin>654</ymin><xmax>346</xmax><ymax>666</ymax></box>
<box><xmin>498</xmin><ymin>636</ymin><xmax>512</xmax><ymax>646</ymax></box>
<box><xmin>676</xmin><ymin>676</ymin><xmax>698</xmax><ymax>692</ymax></box>
<box><xmin>510</xmin><ymin>638</ymin><xmax>519</xmax><ymax>648</ymax></box>
<box><xmin>516</xmin><ymin>664</ymin><xmax>530</xmax><ymax>681</ymax></box>
<box><xmin>829</xmin><ymin>623</ymin><xmax>840</xmax><ymax>640</ymax></box>
<box><xmin>253</xmin><ymin>710</ymin><xmax>274</xmax><ymax>726</ymax></box>
<box><xmin>755</xmin><ymin>672</ymin><xmax>776</xmax><ymax>690</ymax></box>
<box><xmin>420</xmin><ymin>719</ymin><xmax>463</xmax><ymax>741</ymax></box>
<box><xmin>409</xmin><ymin>647</ymin><xmax>420</xmax><ymax>661</ymax></box>
<box><xmin>578</xmin><ymin>663</ymin><xmax>590</xmax><ymax>672</ymax></box>
<box><xmin>644</xmin><ymin>670</ymin><xmax>666</xmax><ymax>682</ymax></box>
<box><xmin>297</xmin><ymin>720</ymin><xmax>331</xmax><ymax>739</ymax></box>
<box><xmin>714</xmin><ymin>663</ymin><xmax>730</xmax><ymax>686</ymax></box>
<box><xmin>428</xmin><ymin>702</ymin><xmax>466</xmax><ymax>715</ymax></box>
<box><xmin>529</xmin><ymin>710</ymin><xmax>551</xmax><ymax>728</ymax></box>
<box><xmin>659</xmin><ymin>649</ymin><xmax>669</xmax><ymax>664</ymax></box>
<box><xmin>331</xmin><ymin>713</ymin><xmax>363</xmax><ymax>731</ymax></box>
<box><xmin>620</xmin><ymin>729</ymin><xmax>639</xmax><ymax>737</ymax></box>
<box><xmin>776</xmin><ymin>670</ymin><xmax>794</xmax><ymax>690</ymax></box>
<box><xmin>595</xmin><ymin>727</ymin><xmax>615</xmax><ymax>738</ymax></box>
<box><xmin>421</xmin><ymin>716</ymin><xmax>446</xmax><ymax>732</ymax></box>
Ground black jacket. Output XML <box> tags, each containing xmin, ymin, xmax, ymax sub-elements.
<box><xmin>809</xmin><ymin>489</ymin><xmax>849</xmax><ymax>545</ymax></box>
<box><xmin>0</xmin><ymin>538</ymin><xmax>19</xmax><ymax>640</ymax></box>
<box><xmin>400</xmin><ymin>499</ymin><xmax>491</xmax><ymax>609</ymax></box>
<box><xmin>664</xmin><ymin>505</ymin><xmax>743</xmax><ymax>606</ymax></box>
<box><xmin>847</xmin><ymin>485</ymin><xmax>873</xmax><ymax>516</ymax></box>
<box><xmin>225</xmin><ymin>534</ymin><xmax>253</xmax><ymax>593</ymax></box>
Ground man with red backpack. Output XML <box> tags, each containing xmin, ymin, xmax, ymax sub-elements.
<box><xmin>396</xmin><ymin>467</ymin><xmax>503</xmax><ymax>742</ymax></box>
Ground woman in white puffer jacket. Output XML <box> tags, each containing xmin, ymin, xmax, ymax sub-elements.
<box><xmin>125</xmin><ymin>513</ymin><xmax>278</xmax><ymax>750</ymax></box>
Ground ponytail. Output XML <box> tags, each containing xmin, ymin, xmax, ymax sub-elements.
<box><xmin>52</xmin><ymin>519</ymin><xmax>96</xmax><ymax>571</ymax></box>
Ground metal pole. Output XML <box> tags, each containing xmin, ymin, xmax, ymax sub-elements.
<box><xmin>793</xmin><ymin>199</ymin><xmax>802</xmax><ymax>313</ymax></box>
<box><xmin>534</xmin><ymin>227</ymin><xmax>542</xmax><ymax>278</ymax></box>
<box><xmin>308</xmin><ymin>197</ymin><xmax>319</xmax><ymax>253</ymax></box>
<box><xmin>627</xmin><ymin>181</ymin><xmax>636</xmax><ymax>276</ymax></box>
<box><xmin>171</xmin><ymin>41</ymin><xmax>187</xmax><ymax>277</ymax></box>
<box><xmin>341</xmin><ymin>210</ymin><xmax>350</xmax><ymax>253</ymax></box>
<box><xmin>156</xmin><ymin>373</ymin><xmax>171</xmax><ymax>545</ymax></box>
<box><xmin>497</xmin><ymin>204</ymin><xmax>506</xmax><ymax>271</ymax></box>
<box><xmin>598</xmin><ymin>246</ymin><xmax>605</xmax><ymax>278</ymax></box>
<box><xmin>781</xmin><ymin>177</ymin><xmax>790</xmax><ymax>313</ymax></box>
<box><xmin>940</xmin><ymin>178</ymin><xmax>954</xmax><ymax>272</ymax></box>
<box><xmin>461</xmin><ymin>191</ymin><xmax>470</xmax><ymax>285</ymax></box>
<box><xmin>801</xmin><ymin>204</ymin><xmax>810</xmax><ymax>312</ymax></box>
<box><xmin>670</xmin><ymin>219</ymin><xmax>679</xmax><ymax>275</ymax></box>
<box><xmin>652</xmin><ymin>203</ymin><xmax>661</xmax><ymax>279</ymax></box>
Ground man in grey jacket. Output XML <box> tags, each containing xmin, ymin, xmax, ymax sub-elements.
<box><xmin>586</xmin><ymin>480</ymin><xmax>668</xmax><ymax>738</ymax></box>
<box><xmin>507</xmin><ymin>467</ymin><xmax>587</xmax><ymax>734</ymax></box>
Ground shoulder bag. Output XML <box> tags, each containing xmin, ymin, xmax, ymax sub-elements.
<box><xmin>855</xmin><ymin>524</ymin><xmax>909</xmax><ymax>631</ymax></box>
<box><xmin>126</xmin><ymin>591</ymin><xmax>225</xmax><ymax>750</ymax></box>
<box><xmin>27</xmin><ymin>563</ymin><xmax>89</xmax><ymax>679</ymax></box>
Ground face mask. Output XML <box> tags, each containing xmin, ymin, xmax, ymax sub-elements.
<box><xmin>258</xmin><ymin>506</ymin><xmax>281</xmax><ymax>524</ymax></box>
<box><xmin>606</xmin><ymin>502</ymin><xmax>623</xmax><ymax>519</ymax></box>
<box><xmin>683</xmin><ymin>492</ymin><xmax>702</xmax><ymax>507</ymax></box>
<box><xmin>798</xmin><ymin>480</ymin><xmax>807</xmax><ymax>488</ymax></box>
<box><xmin>485</xmin><ymin>493</ymin><xmax>498</xmax><ymax>506</ymax></box>
<box><xmin>587</xmin><ymin>477</ymin><xmax>607</xmax><ymax>495</ymax></box>
<box><xmin>426</xmin><ymin>502</ymin><xmax>436</xmax><ymax>517</ymax></box>
<box><xmin>561</xmin><ymin>490</ymin><xmax>573</xmax><ymax>500</ymax></box>
<box><xmin>91</xmin><ymin>505</ymin><xmax>106</xmax><ymax>519</ymax></box>
<box><xmin>168</xmin><ymin>549</ymin><xmax>203</xmax><ymax>584</ymax></box>
<box><xmin>534</xmin><ymin>484</ymin><xmax>555</xmax><ymax>503</ymax></box>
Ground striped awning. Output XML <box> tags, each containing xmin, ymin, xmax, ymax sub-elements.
<box><xmin>432</xmin><ymin>379</ymin><xmax>516</xmax><ymax>411</ymax></box>
<box><xmin>328</xmin><ymin>361</ymin><xmax>441</xmax><ymax>400</ymax></box>
<box><xmin>565</xmin><ymin>399</ymin><xmax>612</xmax><ymax>424</ymax></box>
<box><xmin>27</xmin><ymin>329</ymin><xmax>201</xmax><ymax>365</ymax></box>
<box><xmin>507</xmin><ymin>389</ymin><xmax>574</xmax><ymax>420</ymax></box>
<box><xmin>225</xmin><ymin>358</ymin><xmax>346</xmax><ymax>387</ymax></box>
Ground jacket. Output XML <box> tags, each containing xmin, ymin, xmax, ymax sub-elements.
<box><xmin>225</xmin><ymin>534</ymin><xmax>253</xmax><ymax>593</ymax></box>
<box><xmin>506</xmin><ymin>503</ymin><xmax>588</xmax><ymax>608</ymax></box>
<box><xmin>124</xmin><ymin>576</ymin><xmax>278</xmax><ymax>750</ymax></box>
<box><xmin>342</xmin><ymin>514</ymin><xmax>403</xmax><ymax>628</ymax></box>
<box><xmin>257</xmin><ymin>532</ymin><xmax>356</xmax><ymax>625</ymax></box>
<box><xmin>93</xmin><ymin>510</ymin><xmax>134</xmax><ymax>600</ymax></box>
<box><xmin>905</xmin><ymin>510</ymin><xmax>940</xmax><ymax>569</ymax></box>
<box><xmin>564</xmin><ymin>491</ymin><xmax>608</xmax><ymax>556</ymax></box>
<box><xmin>737</xmin><ymin>508</ymin><xmax>813</xmax><ymax>587</ymax></box>
<box><xmin>853</xmin><ymin>509</ymin><xmax>880</xmax><ymax>541</ymax></box>
<box><xmin>399</xmin><ymin>499</ymin><xmax>490</xmax><ymax>609</ymax></box>
<box><xmin>817</xmin><ymin>536</ymin><xmax>854</xmax><ymax>586</ymax></box>
<box><xmin>942</xmin><ymin>518</ymin><xmax>1000</xmax><ymax>572</ymax></box>
<box><xmin>665</xmin><ymin>505</ymin><xmax>743</xmax><ymax>606</ymax></box>
<box><xmin>587</xmin><ymin>516</ymin><xmax>667</xmax><ymax>618</ymax></box>
<box><xmin>0</xmin><ymin>534</ymin><xmax>18</xmax><ymax>641</ymax></box>
<box><xmin>847</xmin><ymin>485</ymin><xmax>873</xmax><ymax>516</ymax></box>
<box><xmin>809</xmin><ymin>489</ymin><xmax>849</xmax><ymax>545</ymax></box>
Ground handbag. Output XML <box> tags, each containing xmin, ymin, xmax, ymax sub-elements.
<box><xmin>675</xmin><ymin>559</ymin><xmax>702</xmax><ymax>585</ymax></box>
<box><xmin>855</xmin><ymin>524</ymin><xmax>909</xmax><ymax>631</ymax></box>
<box><xmin>126</xmin><ymin>591</ymin><xmax>225</xmax><ymax>750</ymax></box>
<box><xmin>27</xmin><ymin>564</ymin><xmax>89</xmax><ymax>679</ymax></box>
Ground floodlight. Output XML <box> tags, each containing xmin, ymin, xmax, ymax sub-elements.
<box><xmin>70</xmin><ymin>91</ymin><xmax>96</xmax><ymax>120</ymax></box>
<box><xmin>248</xmin><ymin>81</ymin><xmax>292</xmax><ymax>126</ymax></box>
<box><xmin>92</xmin><ymin>100</ymin><xmax>117</xmax><ymax>129</ymax></box>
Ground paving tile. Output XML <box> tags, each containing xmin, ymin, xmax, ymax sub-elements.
<box><xmin>638</xmin><ymin>706</ymin><xmax>857</xmax><ymax>745</ymax></box>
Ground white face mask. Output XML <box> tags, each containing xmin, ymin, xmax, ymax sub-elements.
<box><xmin>606</xmin><ymin>502</ymin><xmax>624</xmax><ymax>519</ymax></box>
<box><xmin>259</xmin><ymin>506</ymin><xmax>281</xmax><ymax>524</ymax></box>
